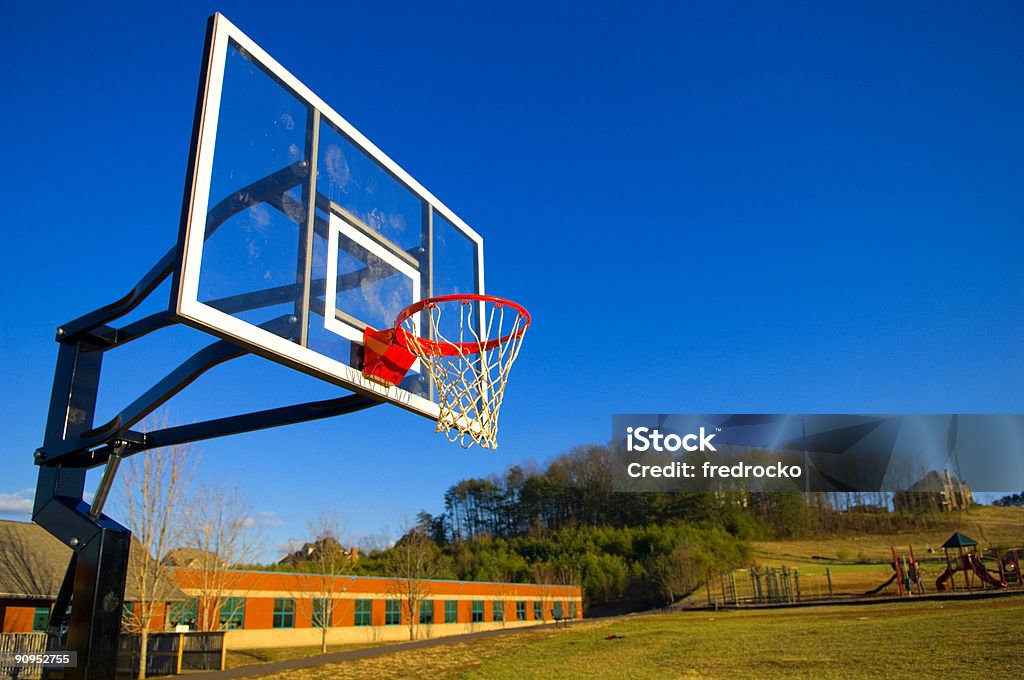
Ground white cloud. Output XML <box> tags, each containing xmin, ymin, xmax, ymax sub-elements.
<box><xmin>254</xmin><ymin>510</ymin><xmax>283</xmax><ymax>527</ymax></box>
<box><xmin>0</xmin><ymin>489</ymin><xmax>34</xmax><ymax>516</ymax></box>
<box><xmin>237</xmin><ymin>513</ymin><xmax>283</xmax><ymax>529</ymax></box>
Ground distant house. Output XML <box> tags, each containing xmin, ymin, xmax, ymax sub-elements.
<box><xmin>893</xmin><ymin>470</ymin><xmax>974</xmax><ymax>513</ymax></box>
<box><xmin>0</xmin><ymin>520</ymin><xmax>185</xmax><ymax>633</ymax></box>
<box><xmin>278</xmin><ymin>537</ymin><xmax>358</xmax><ymax>567</ymax></box>
<box><xmin>163</xmin><ymin>547</ymin><xmax>225</xmax><ymax>569</ymax></box>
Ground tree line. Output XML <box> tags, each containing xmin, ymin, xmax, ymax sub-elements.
<box><xmin>415</xmin><ymin>444</ymin><xmax>948</xmax><ymax>546</ymax></box>
<box><xmin>993</xmin><ymin>491</ymin><xmax>1024</xmax><ymax>507</ymax></box>
<box><xmin>350</xmin><ymin>444</ymin><xmax>953</xmax><ymax>607</ymax></box>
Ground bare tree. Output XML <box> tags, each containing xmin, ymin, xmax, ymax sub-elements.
<box><xmin>651</xmin><ymin>545</ymin><xmax>702</xmax><ymax>604</ymax></box>
<box><xmin>185</xmin><ymin>481</ymin><xmax>262</xmax><ymax>632</ymax></box>
<box><xmin>385</xmin><ymin>528</ymin><xmax>442</xmax><ymax>640</ymax></box>
<box><xmin>119</xmin><ymin>442</ymin><xmax>193</xmax><ymax>680</ymax></box>
<box><xmin>292</xmin><ymin>511</ymin><xmax>354</xmax><ymax>653</ymax></box>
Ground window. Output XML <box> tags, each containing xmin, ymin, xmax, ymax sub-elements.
<box><xmin>534</xmin><ymin>601</ymin><xmax>543</xmax><ymax>621</ymax></box>
<box><xmin>169</xmin><ymin>598</ymin><xmax>198</xmax><ymax>629</ymax></box>
<box><xmin>354</xmin><ymin>599</ymin><xmax>372</xmax><ymax>626</ymax></box>
<box><xmin>220</xmin><ymin>597</ymin><xmax>245</xmax><ymax>630</ymax></box>
<box><xmin>385</xmin><ymin>599</ymin><xmax>401</xmax><ymax>626</ymax></box>
<box><xmin>492</xmin><ymin>600</ymin><xmax>503</xmax><ymax>622</ymax></box>
<box><xmin>516</xmin><ymin>601</ymin><xmax>526</xmax><ymax>621</ymax></box>
<box><xmin>121</xmin><ymin>602</ymin><xmax>133</xmax><ymax>632</ymax></box>
<box><xmin>33</xmin><ymin>607</ymin><xmax>50</xmax><ymax>632</ymax></box>
<box><xmin>273</xmin><ymin>598</ymin><xmax>295</xmax><ymax>628</ymax></box>
<box><xmin>444</xmin><ymin>600</ymin><xmax>458</xmax><ymax>624</ymax></box>
<box><xmin>569</xmin><ymin>601</ymin><xmax>577</xmax><ymax>619</ymax></box>
<box><xmin>471</xmin><ymin>601</ymin><xmax>484</xmax><ymax>623</ymax></box>
<box><xmin>312</xmin><ymin>598</ymin><xmax>332</xmax><ymax>628</ymax></box>
<box><xmin>419</xmin><ymin>600</ymin><xmax>434</xmax><ymax>625</ymax></box>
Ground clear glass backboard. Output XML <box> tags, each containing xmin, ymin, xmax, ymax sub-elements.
<box><xmin>173</xmin><ymin>14</ymin><xmax>484</xmax><ymax>420</ymax></box>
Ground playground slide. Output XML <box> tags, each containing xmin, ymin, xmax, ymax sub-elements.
<box><xmin>864</xmin><ymin>572</ymin><xmax>898</xmax><ymax>596</ymax></box>
<box><xmin>935</xmin><ymin>567</ymin><xmax>954</xmax><ymax>591</ymax></box>
<box><xmin>965</xmin><ymin>554</ymin><xmax>1008</xmax><ymax>588</ymax></box>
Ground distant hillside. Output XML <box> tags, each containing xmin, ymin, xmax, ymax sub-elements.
<box><xmin>752</xmin><ymin>505</ymin><xmax>1024</xmax><ymax>565</ymax></box>
<box><xmin>346</xmin><ymin>445</ymin><xmax>1019</xmax><ymax>609</ymax></box>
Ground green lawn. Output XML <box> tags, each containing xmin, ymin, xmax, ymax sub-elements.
<box><xmin>262</xmin><ymin>596</ymin><xmax>1024</xmax><ymax>679</ymax></box>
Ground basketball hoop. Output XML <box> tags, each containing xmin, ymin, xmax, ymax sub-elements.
<box><xmin>362</xmin><ymin>294</ymin><xmax>530</xmax><ymax>449</ymax></box>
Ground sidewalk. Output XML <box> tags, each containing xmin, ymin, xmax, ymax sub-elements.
<box><xmin>188</xmin><ymin>623</ymin><xmax>557</xmax><ymax>678</ymax></box>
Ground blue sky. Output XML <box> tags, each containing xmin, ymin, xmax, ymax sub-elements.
<box><xmin>1</xmin><ymin>2</ymin><xmax>1022</xmax><ymax>559</ymax></box>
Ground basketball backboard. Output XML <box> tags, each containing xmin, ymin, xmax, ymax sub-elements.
<box><xmin>173</xmin><ymin>14</ymin><xmax>484</xmax><ymax>420</ymax></box>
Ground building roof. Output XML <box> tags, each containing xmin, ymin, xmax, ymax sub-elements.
<box><xmin>0</xmin><ymin>519</ymin><xmax>72</xmax><ymax>603</ymax></box>
<box><xmin>942</xmin><ymin>531</ymin><xmax>978</xmax><ymax>549</ymax></box>
<box><xmin>0</xmin><ymin>520</ymin><xmax>185</xmax><ymax>603</ymax></box>
<box><xmin>163</xmin><ymin>547</ymin><xmax>224</xmax><ymax>569</ymax></box>
<box><xmin>905</xmin><ymin>470</ymin><xmax>970</xmax><ymax>493</ymax></box>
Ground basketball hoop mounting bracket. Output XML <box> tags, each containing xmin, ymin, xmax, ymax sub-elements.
<box><xmin>33</xmin><ymin>236</ymin><xmax>380</xmax><ymax>678</ymax></box>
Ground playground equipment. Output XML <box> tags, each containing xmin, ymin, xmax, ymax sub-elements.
<box><xmin>864</xmin><ymin>546</ymin><xmax>925</xmax><ymax>597</ymax></box>
<box><xmin>989</xmin><ymin>547</ymin><xmax>1024</xmax><ymax>586</ymax></box>
<box><xmin>936</xmin><ymin>553</ymin><xmax>1008</xmax><ymax>591</ymax></box>
<box><xmin>934</xmin><ymin>532</ymin><xmax>1008</xmax><ymax>591</ymax></box>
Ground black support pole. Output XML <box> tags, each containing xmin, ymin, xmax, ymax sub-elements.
<box><xmin>34</xmin><ymin>336</ymin><xmax>133</xmax><ymax>679</ymax></box>
<box><xmin>64</xmin><ymin>523</ymin><xmax>130</xmax><ymax>680</ymax></box>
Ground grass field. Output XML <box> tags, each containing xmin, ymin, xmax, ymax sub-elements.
<box><xmin>257</xmin><ymin>596</ymin><xmax>1024</xmax><ymax>679</ymax></box>
<box><xmin>233</xmin><ymin>508</ymin><xmax>1024</xmax><ymax>677</ymax></box>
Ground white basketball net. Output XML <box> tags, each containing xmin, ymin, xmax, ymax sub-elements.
<box><xmin>400</xmin><ymin>299</ymin><xmax>528</xmax><ymax>449</ymax></box>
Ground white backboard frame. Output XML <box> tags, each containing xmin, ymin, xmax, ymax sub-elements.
<box><xmin>172</xmin><ymin>13</ymin><xmax>486</xmax><ymax>419</ymax></box>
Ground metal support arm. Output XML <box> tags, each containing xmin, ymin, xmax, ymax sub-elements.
<box><xmin>91</xmin><ymin>394</ymin><xmax>380</xmax><ymax>461</ymax></box>
<box><xmin>56</xmin><ymin>160</ymin><xmax>308</xmax><ymax>344</ymax></box>
<box><xmin>37</xmin><ymin>338</ymin><xmax>248</xmax><ymax>465</ymax></box>
<box><xmin>29</xmin><ymin>157</ymin><xmax>382</xmax><ymax>679</ymax></box>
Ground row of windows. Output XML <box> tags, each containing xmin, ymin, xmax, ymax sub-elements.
<box><xmin>165</xmin><ymin>596</ymin><xmax>247</xmax><ymax>630</ymax></box>
<box><xmin>113</xmin><ymin>596</ymin><xmax>578</xmax><ymax>631</ymax></box>
<box><xmin>272</xmin><ymin>598</ymin><xmax>574</xmax><ymax>628</ymax></box>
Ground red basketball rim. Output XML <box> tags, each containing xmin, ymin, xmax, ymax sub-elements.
<box><xmin>394</xmin><ymin>294</ymin><xmax>531</xmax><ymax>357</ymax></box>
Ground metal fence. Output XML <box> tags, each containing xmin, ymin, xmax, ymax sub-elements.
<box><xmin>179</xmin><ymin>633</ymin><xmax>224</xmax><ymax>672</ymax></box>
<box><xmin>117</xmin><ymin>632</ymin><xmax>225</xmax><ymax>678</ymax></box>
<box><xmin>0</xmin><ymin>633</ymin><xmax>47</xmax><ymax>680</ymax></box>
<box><xmin>707</xmin><ymin>567</ymin><xmax>811</xmax><ymax>606</ymax></box>
<box><xmin>2</xmin><ymin>630</ymin><xmax>224</xmax><ymax>679</ymax></box>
